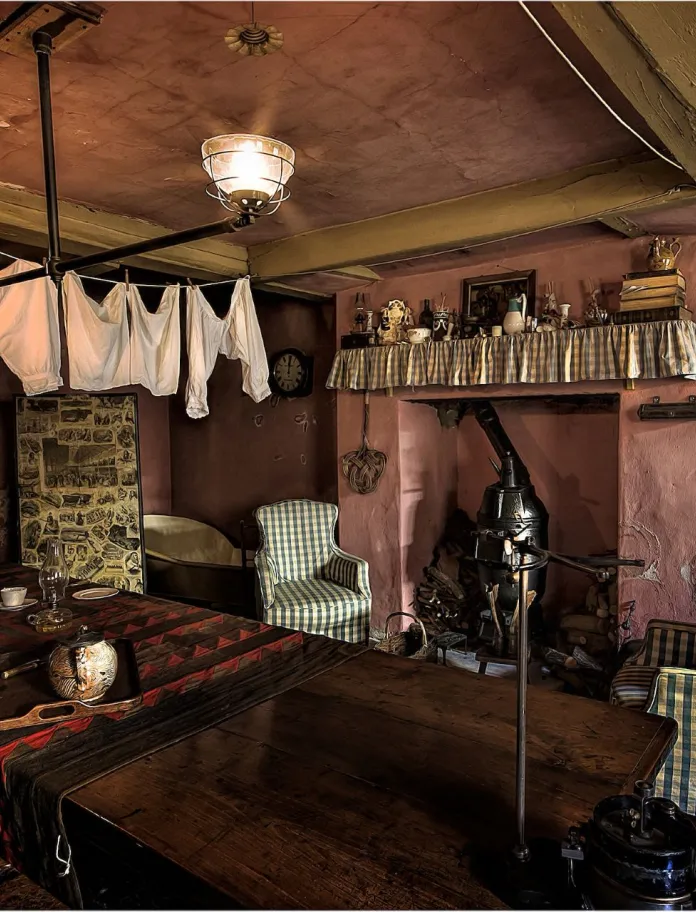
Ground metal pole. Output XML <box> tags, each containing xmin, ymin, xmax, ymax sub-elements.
<box><xmin>513</xmin><ymin>557</ymin><xmax>530</xmax><ymax>862</ymax></box>
<box><xmin>55</xmin><ymin>215</ymin><xmax>249</xmax><ymax>274</ymax></box>
<box><xmin>33</xmin><ymin>30</ymin><xmax>61</xmax><ymax>277</ymax></box>
<box><xmin>0</xmin><ymin>216</ymin><xmax>250</xmax><ymax>290</ymax></box>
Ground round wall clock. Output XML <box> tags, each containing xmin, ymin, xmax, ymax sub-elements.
<box><xmin>268</xmin><ymin>348</ymin><xmax>314</xmax><ymax>398</ymax></box>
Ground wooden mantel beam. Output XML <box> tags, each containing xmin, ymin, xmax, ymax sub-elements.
<box><xmin>552</xmin><ymin>2</ymin><xmax>696</xmax><ymax>180</ymax></box>
<box><xmin>248</xmin><ymin>156</ymin><xmax>690</xmax><ymax>278</ymax></box>
<box><xmin>0</xmin><ymin>183</ymin><xmax>248</xmax><ymax>280</ymax></box>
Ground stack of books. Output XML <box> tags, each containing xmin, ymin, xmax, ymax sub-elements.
<box><xmin>618</xmin><ymin>269</ymin><xmax>690</xmax><ymax>323</ymax></box>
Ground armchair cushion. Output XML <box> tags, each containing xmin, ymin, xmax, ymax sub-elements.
<box><xmin>646</xmin><ymin>667</ymin><xmax>696</xmax><ymax>813</ymax></box>
<box><xmin>267</xmin><ymin>578</ymin><xmax>370</xmax><ymax>643</ymax></box>
<box><xmin>610</xmin><ymin>665</ymin><xmax>658</xmax><ymax>710</ymax></box>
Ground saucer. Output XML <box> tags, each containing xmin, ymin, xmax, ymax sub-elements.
<box><xmin>0</xmin><ymin>597</ymin><xmax>38</xmax><ymax>611</ymax></box>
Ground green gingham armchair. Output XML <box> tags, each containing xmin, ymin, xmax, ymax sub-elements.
<box><xmin>254</xmin><ymin>499</ymin><xmax>371</xmax><ymax>643</ymax></box>
<box><xmin>611</xmin><ymin>619</ymin><xmax>696</xmax><ymax>812</ymax></box>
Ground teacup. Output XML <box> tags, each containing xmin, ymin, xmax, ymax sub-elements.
<box><xmin>407</xmin><ymin>327</ymin><xmax>432</xmax><ymax>344</ymax></box>
<box><xmin>1</xmin><ymin>586</ymin><xmax>27</xmax><ymax>608</ymax></box>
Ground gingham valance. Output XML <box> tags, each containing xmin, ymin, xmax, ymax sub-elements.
<box><xmin>326</xmin><ymin>321</ymin><xmax>696</xmax><ymax>390</ymax></box>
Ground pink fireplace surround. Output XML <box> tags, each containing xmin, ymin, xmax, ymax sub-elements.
<box><xmin>335</xmin><ymin>234</ymin><xmax>696</xmax><ymax>639</ymax></box>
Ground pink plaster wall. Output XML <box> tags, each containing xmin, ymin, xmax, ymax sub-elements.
<box><xmin>335</xmin><ymin>233</ymin><xmax>696</xmax><ymax>637</ymax></box>
<box><xmin>398</xmin><ymin>402</ymin><xmax>458</xmax><ymax>616</ymax></box>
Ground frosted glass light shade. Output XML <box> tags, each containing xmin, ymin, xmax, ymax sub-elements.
<box><xmin>201</xmin><ymin>133</ymin><xmax>295</xmax><ymax>215</ymax></box>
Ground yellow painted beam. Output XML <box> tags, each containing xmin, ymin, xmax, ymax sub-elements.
<box><xmin>0</xmin><ymin>183</ymin><xmax>248</xmax><ymax>279</ymax></box>
<box><xmin>249</xmin><ymin>156</ymin><xmax>688</xmax><ymax>278</ymax></box>
<box><xmin>552</xmin><ymin>2</ymin><xmax>696</xmax><ymax>179</ymax></box>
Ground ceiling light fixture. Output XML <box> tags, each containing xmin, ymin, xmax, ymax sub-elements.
<box><xmin>0</xmin><ymin>14</ymin><xmax>295</xmax><ymax>292</ymax></box>
<box><xmin>202</xmin><ymin>134</ymin><xmax>295</xmax><ymax>216</ymax></box>
<box><xmin>225</xmin><ymin>2</ymin><xmax>282</xmax><ymax>57</ymax></box>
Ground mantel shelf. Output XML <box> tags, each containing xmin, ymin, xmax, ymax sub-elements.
<box><xmin>327</xmin><ymin>321</ymin><xmax>696</xmax><ymax>391</ymax></box>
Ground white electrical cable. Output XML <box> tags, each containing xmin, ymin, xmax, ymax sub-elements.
<box><xmin>517</xmin><ymin>0</ymin><xmax>684</xmax><ymax>172</ymax></box>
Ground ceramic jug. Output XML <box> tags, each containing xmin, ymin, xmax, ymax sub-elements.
<box><xmin>648</xmin><ymin>236</ymin><xmax>682</xmax><ymax>272</ymax></box>
<box><xmin>503</xmin><ymin>293</ymin><xmax>527</xmax><ymax>335</ymax></box>
<box><xmin>48</xmin><ymin>625</ymin><xmax>118</xmax><ymax>703</ymax></box>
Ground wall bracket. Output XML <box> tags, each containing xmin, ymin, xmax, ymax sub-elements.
<box><xmin>638</xmin><ymin>396</ymin><xmax>696</xmax><ymax>420</ymax></box>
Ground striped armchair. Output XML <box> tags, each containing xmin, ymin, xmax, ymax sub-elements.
<box><xmin>254</xmin><ymin>499</ymin><xmax>371</xmax><ymax>643</ymax></box>
<box><xmin>611</xmin><ymin>619</ymin><xmax>696</xmax><ymax>813</ymax></box>
<box><xmin>611</xmin><ymin>619</ymin><xmax>696</xmax><ymax>709</ymax></box>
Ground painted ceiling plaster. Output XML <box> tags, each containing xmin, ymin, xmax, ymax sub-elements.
<box><xmin>0</xmin><ymin>0</ymin><xmax>656</xmax><ymax>247</ymax></box>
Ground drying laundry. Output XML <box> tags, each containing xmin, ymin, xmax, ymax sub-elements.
<box><xmin>63</xmin><ymin>272</ymin><xmax>130</xmax><ymax>391</ymax></box>
<box><xmin>0</xmin><ymin>259</ymin><xmax>62</xmax><ymax>395</ymax></box>
<box><xmin>129</xmin><ymin>284</ymin><xmax>181</xmax><ymax>396</ymax></box>
<box><xmin>185</xmin><ymin>277</ymin><xmax>270</xmax><ymax>419</ymax></box>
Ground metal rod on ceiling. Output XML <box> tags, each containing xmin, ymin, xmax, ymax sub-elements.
<box><xmin>33</xmin><ymin>30</ymin><xmax>62</xmax><ymax>275</ymax></box>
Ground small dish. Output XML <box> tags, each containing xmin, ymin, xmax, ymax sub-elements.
<box><xmin>0</xmin><ymin>597</ymin><xmax>38</xmax><ymax>612</ymax></box>
<box><xmin>73</xmin><ymin>587</ymin><xmax>119</xmax><ymax>601</ymax></box>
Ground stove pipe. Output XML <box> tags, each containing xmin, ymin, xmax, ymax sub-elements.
<box><xmin>473</xmin><ymin>402</ymin><xmax>548</xmax><ymax>618</ymax></box>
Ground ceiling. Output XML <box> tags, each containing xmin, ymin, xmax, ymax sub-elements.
<box><xmin>0</xmin><ymin>1</ymin><xmax>695</xmax><ymax>285</ymax></box>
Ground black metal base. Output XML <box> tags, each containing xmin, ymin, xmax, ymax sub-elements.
<box><xmin>473</xmin><ymin>838</ymin><xmax>581</xmax><ymax>910</ymax></box>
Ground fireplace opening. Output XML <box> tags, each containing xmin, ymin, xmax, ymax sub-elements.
<box><xmin>398</xmin><ymin>393</ymin><xmax>620</xmax><ymax>687</ymax></box>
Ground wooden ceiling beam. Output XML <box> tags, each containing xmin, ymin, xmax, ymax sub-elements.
<box><xmin>0</xmin><ymin>183</ymin><xmax>248</xmax><ymax>280</ymax></box>
<box><xmin>551</xmin><ymin>2</ymin><xmax>696</xmax><ymax>180</ymax></box>
<box><xmin>248</xmin><ymin>156</ymin><xmax>690</xmax><ymax>278</ymax></box>
<box><xmin>598</xmin><ymin>214</ymin><xmax>649</xmax><ymax>239</ymax></box>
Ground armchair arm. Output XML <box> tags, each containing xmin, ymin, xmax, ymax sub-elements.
<box><xmin>255</xmin><ymin>549</ymin><xmax>279</xmax><ymax>607</ymax></box>
<box><xmin>326</xmin><ymin>547</ymin><xmax>371</xmax><ymax>599</ymax></box>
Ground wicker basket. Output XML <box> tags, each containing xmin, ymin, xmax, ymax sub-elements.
<box><xmin>374</xmin><ymin>611</ymin><xmax>436</xmax><ymax>661</ymax></box>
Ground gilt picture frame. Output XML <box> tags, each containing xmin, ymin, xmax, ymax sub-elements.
<box><xmin>14</xmin><ymin>393</ymin><xmax>147</xmax><ymax>593</ymax></box>
<box><xmin>462</xmin><ymin>270</ymin><xmax>537</xmax><ymax>327</ymax></box>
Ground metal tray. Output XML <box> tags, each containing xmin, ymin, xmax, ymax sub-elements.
<box><xmin>0</xmin><ymin>638</ymin><xmax>142</xmax><ymax>731</ymax></box>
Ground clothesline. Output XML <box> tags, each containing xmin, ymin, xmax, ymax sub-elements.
<box><xmin>0</xmin><ymin>248</ymin><xmax>248</xmax><ymax>289</ymax></box>
<box><xmin>0</xmin><ymin>257</ymin><xmax>271</xmax><ymax>418</ymax></box>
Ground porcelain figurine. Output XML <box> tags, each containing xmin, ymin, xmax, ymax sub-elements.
<box><xmin>377</xmin><ymin>299</ymin><xmax>413</xmax><ymax>345</ymax></box>
<box><xmin>584</xmin><ymin>286</ymin><xmax>608</xmax><ymax>327</ymax></box>
<box><xmin>503</xmin><ymin>293</ymin><xmax>526</xmax><ymax>335</ymax></box>
<box><xmin>48</xmin><ymin>625</ymin><xmax>118</xmax><ymax>703</ymax></box>
<box><xmin>648</xmin><ymin>236</ymin><xmax>681</xmax><ymax>272</ymax></box>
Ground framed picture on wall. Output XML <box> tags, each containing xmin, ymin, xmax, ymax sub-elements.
<box><xmin>462</xmin><ymin>270</ymin><xmax>536</xmax><ymax>326</ymax></box>
<box><xmin>14</xmin><ymin>393</ymin><xmax>147</xmax><ymax>593</ymax></box>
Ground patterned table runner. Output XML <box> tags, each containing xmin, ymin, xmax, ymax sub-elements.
<box><xmin>0</xmin><ymin>566</ymin><xmax>359</xmax><ymax>907</ymax></box>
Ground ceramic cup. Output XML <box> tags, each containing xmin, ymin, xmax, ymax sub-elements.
<box><xmin>1</xmin><ymin>586</ymin><xmax>27</xmax><ymax>608</ymax></box>
<box><xmin>407</xmin><ymin>327</ymin><xmax>432</xmax><ymax>344</ymax></box>
<box><xmin>491</xmin><ymin>325</ymin><xmax>503</xmax><ymax>337</ymax></box>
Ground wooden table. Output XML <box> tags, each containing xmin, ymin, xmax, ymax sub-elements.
<box><xmin>65</xmin><ymin>650</ymin><xmax>676</xmax><ymax>910</ymax></box>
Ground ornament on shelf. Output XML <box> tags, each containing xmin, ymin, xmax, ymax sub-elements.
<box><xmin>647</xmin><ymin>236</ymin><xmax>681</xmax><ymax>272</ymax></box>
<box><xmin>377</xmin><ymin>299</ymin><xmax>413</xmax><ymax>345</ymax></box>
<box><xmin>584</xmin><ymin>283</ymin><xmax>609</xmax><ymax>327</ymax></box>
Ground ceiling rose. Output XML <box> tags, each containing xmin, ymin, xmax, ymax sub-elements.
<box><xmin>225</xmin><ymin>22</ymin><xmax>283</xmax><ymax>57</ymax></box>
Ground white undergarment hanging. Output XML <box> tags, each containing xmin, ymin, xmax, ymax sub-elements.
<box><xmin>185</xmin><ymin>277</ymin><xmax>270</xmax><ymax>419</ymax></box>
<box><xmin>129</xmin><ymin>284</ymin><xmax>181</xmax><ymax>396</ymax></box>
<box><xmin>0</xmin><ymin>259</ymin><xmax>62</xmax><ymax>395</ymax></box>
<box><xmin>63</xmin><ymin>272</ymin><xmax>130</xmax><ymax>391</ymax></box>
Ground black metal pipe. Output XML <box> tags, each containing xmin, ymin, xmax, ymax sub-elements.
<box><xmin>54</xmin><ymin>215</ymin><xmax>249</xmax><ymax>274</ymax></box>
<box><xmin>33</xmin><ymin>30</ymin><xmax>61</xmax><ymax>274</ymax></box>
<box><xmin>513</xmin><ymin>561</ymin><xmax>530</xmax><ymax>863</ymax></box>
<box><xmin>0</xmin><ymin>265</ymin><xmax>50</xmax><ymax>290</ymax></box>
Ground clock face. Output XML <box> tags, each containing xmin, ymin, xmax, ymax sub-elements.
<box><xmin>272</xmin><ymin>352</ymin><xmax>305</xmax><ymax>393</ymax></box>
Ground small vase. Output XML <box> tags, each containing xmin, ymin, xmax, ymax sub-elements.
<box><xmin>39</xmin><ymin>538</ymin><xmax>69</xmax><ymax>607</ymax></box>
<box><xmin>503</xmin><ymin>293</ymin><xmax>527</xmax><ymax>335</ymax></box>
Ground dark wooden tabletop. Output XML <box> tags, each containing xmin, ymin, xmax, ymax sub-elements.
<box><xmin>67</xmin><ymin>650</ymin><xmax>676</xmax><ymax>910</ymax></box>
